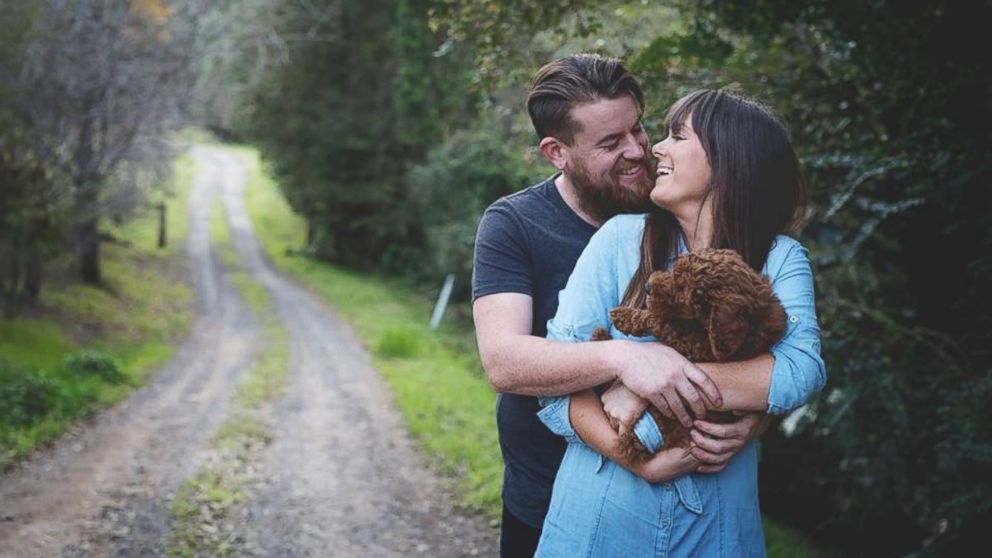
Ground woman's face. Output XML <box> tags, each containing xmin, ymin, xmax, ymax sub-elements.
<box><xmin>650</xmin><ymin>114</ymin><xmax>712</xmax><ymax>215</ymax></box>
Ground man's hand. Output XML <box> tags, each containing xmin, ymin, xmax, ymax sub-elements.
<box><xmin>690</xmin><ymin>412</ymin><xmax>772</xmax><ymax>473</ymax></box>
<box><xmin>616</xmin><ymin>341</ymin><xmax>722</xmax><ymax>428</ymax></box>
<box><xmin>601</xmin><ymin>380</ymin><xmax>649</xmax><ymax>435</ymax></box>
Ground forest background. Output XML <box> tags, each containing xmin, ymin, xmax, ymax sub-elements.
<box><xmin>1</xmin><ymin>1</ymin><xmax>989</xmax><ymax>556</ymax></box>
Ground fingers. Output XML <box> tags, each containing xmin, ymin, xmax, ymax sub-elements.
<box><xmin>682</xmin><ymin>361</ymin><xmax>722</xmax><ymax>409</ymax></box>
<box><xmin>639</xmin><ymin>446</ymin><xmax>700</xmax><ymax>483</ymax></box>
<box><xmin>689</xmin><ymin>429</ymin><xmax>738</xmax><ymax>457</ymax></box>
<box><xmin>693</xmin><ymin>419</ymin><xmax>749</xmax><ymax>439</ymax></box>
<box><xmin>650</xmin><ymin>397</ymin><xmax>674</xmax><ymax>419</ymax></box>
<box><xmin>674</xmin><ymin>375</ymin><xmax>707</xmax><ymax>421</ymax></box>
<box><xmin>652</xmin><ymin>389</ymin><xmax>692</xmax><ymax>428</ymax></box>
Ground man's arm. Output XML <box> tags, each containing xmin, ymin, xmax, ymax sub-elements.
<box><xmin>600</xmin><ymin>354</ymin><xmax>772</xmax><ymax>429</ymax></box>
<box><xmin>698</xmin><ymin>354</ymin><xmax>774</xmax><ymax>412</ymax></box>
<box><xmin>473</xmin><ymin>292</ymin><xmax>723</xmax><ymax>426</ymax></box>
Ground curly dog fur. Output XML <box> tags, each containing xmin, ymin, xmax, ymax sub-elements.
<box><xmin>592</xmin><ymin>248</ymin><xmax>788</xmax><ymax>463</ymax></box>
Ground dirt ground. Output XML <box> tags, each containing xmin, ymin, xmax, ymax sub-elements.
<box><xmin>0</xmin><ymin>147</ymin><xmax>498</xmax><ymax>557</ymax></box>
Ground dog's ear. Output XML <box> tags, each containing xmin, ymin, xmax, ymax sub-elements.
<box><xmin>610</xmin><ymin>307</ymin><xmax>654</xmax><ymax>337</ymax></box>
<box><xmin>707</xmin><ymin>295</ymin><xmax>751</xmax><ymax>360</ymax></box>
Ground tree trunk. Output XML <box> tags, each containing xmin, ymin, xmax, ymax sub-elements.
<box><xmin>157</xmin><ymin>202</ymin><xmax>167</xmax><ymax>248</ymax></box>
<box><xmin>2</xmin><ymin>246</ymin><xmax>20</xmax><ymax>319</ymax></box>
<box><xmin>78</xmin><ymin>217</ymin><xmax>101</xmax><ymax>285</ymax></box>
<box><xmin>24</xmin><ymin>249</ymin><xmax>43</xmax><ymax>302</ymax></box>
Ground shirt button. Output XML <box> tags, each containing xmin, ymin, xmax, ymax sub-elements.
<box><xmin>661</xmin><ymin>520</ymin><xmax>671</xmax><ymax>528</ymax></box>
<box><xmin>789</xmin><ymin>315</ymin><xmax>799</xmax><ymax>323</ymax></box>
<box><xmin>663</xmin><ymin>482</ymin><xmax>672</xmax><ymax>490</ymax></box>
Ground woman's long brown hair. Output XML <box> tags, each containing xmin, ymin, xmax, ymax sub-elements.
<box><xmin>620</xmin><ymin>89</ymin><xmax>807</xmax><ymax>309</ymax></box>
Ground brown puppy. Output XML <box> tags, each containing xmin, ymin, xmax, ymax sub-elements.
<box><xmin>592</xmin><ymin>248</ymin><xmax>788</xmax><ymax>462</ymax></box>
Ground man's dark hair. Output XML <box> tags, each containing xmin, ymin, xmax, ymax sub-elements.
<box><xmin>527</xmin><ymin>53</ymin><xmax>645</xmax><ymax>145</ymax></box>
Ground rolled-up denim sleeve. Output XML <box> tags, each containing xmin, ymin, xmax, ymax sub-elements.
<box><xmin>631</xmin><ymin>411</ymin><xmax>665</xmax><ymax>453</ymax></box>
<box><xmin>767</xmin><ymin>241</ymin><xmax>827</xmax><ymax>414</ymax></box>
<box><xmin>537</xmin><ymin>396</ymin><xmax>580</xmax><ymax>444</ymax></box>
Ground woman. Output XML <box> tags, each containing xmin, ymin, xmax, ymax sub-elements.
<box><xmin>535</xmin><ymin>89</ymin><xmax>825</xmax><ymax>557</ymax></box>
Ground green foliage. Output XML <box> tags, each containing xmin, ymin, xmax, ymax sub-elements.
<box><xmin>62</xmin><ymin>350</ymin><xmax>127</xmax><ymax>385</ymax></box>
<box><xmin>408</xmin><ymin>110</ymin><xmax>545</xmax><ymax>287</ymax></box>
<box><xmin>243</xmin><ymin>0</ymin><xmax>462</xmax><ymax>272</ymax></box>
<box><xmin>0</xmin><ymin>360</ymin><xmax>56</xmax><ymax>426</ymax></box>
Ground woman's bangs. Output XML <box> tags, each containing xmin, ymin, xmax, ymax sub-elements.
<box><xmin>664</xmin><ymin>93</ymin><xmax>698</xmax><ymax>134</ymax></box>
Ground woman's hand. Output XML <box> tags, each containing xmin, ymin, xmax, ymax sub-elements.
<box><xmin>632</xmin><ymin>446</ymin><xmax>701</xmax><ymax>484</ymax></box>
<box><xmin>689</xmin><ymin>412</ymin><xmax>773</xmax><ymax>473</ymax></box>
<box><xmin>600</xmin><ymin>380</ymin><xmax>649</xmax><ymax>435</ymax></box>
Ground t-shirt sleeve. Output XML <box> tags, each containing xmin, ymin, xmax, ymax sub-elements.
<box><xmin>472</xmin><ymin>203</ymin><xmax>532</xmax><ymax>301</ymax></box>
<box><xmin>545</xmin><ymin>216</ymin><xmax>621</xmax><ymax>343</ymax></box>
<box><xmin>766</xmin><ymin>239</ymin><xmax>827</xmax><ymax>414</ymax></box>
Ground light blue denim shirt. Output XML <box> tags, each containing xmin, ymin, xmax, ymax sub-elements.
<box><xmin>535</xmin><ymin>214</ymin><xmax>825</xmax><ymax>558</ymax></box>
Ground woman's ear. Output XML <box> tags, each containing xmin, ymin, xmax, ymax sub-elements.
<box><xmin>538</xmin><ymin>137</ymin><xmax>568</xmax><ymax>171</ymax></box>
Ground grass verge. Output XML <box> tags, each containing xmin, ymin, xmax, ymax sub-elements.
<box><xmin>0</xmin><ymin>151</ymin><xmax>196</xmax><ymax>469</ymax></box>
<box><xmin>231</xmin><ymin>145</ymin><xmax>835</xmax><ymax>557</ymax></box>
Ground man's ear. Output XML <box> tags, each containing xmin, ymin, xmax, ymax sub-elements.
<box><xmin>538</xmin><ymin>137</ymin><xmax>569</xmax><ymax>171</ymax></box>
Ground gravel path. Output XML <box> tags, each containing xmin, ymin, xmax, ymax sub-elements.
<box><xmin>0</xmin><ymin>146</ymin><xmax>497</xmax><ymax>557</ymax></box>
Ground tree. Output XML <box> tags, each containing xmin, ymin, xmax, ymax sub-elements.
<box><xmin>2</xmin><ymin>0</ymin><xmax>203</xmax><ymax>286</ymax></box>
<box><xmin>242</xmin><ymin>0</ymin><xmax>478</xmax><ymax>272</ymax></box>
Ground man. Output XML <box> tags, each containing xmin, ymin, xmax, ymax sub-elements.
<box><xmin>472</xmin><ymin>54</ymin><xmax>772</xmax><ymax>557</ymax></box>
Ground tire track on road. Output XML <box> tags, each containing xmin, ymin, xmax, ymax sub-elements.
<box><xmin>214</xmin><ymin>147</ymin><xmax>498</xmax><ymax>557</ymax></box>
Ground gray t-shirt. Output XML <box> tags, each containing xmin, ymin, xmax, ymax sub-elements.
<box><xmin>472</xmin><ymin>175</ymin><xmax>598</xmax><ymax>528</ymax></box>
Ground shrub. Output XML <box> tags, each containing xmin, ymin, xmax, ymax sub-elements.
<box><xmin>0</xmin><ymin>359</ymin><xmax>56</xmax><ymax>426</ymax></box>
<box><xmin>63</xmin><ymin>350</ymin><xmax>127</xmax><ymax>384</ymax></box>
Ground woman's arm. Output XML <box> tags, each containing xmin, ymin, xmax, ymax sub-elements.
<box><xmin>570</xmin><ymin>389</ymin><xmax>699</xmax><ymax>483</ymax></box>
<box><xmin>600</xmin><ymin>380</ymin><xmax>770</xmax><ymax>473</ymax></box>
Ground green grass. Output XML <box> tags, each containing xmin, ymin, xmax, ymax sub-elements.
<box><xmin>232</xmin><ymin>144</ymin><xmax>835</xmax><ymax>556</ymax></box>
<box><xmin>0</xmin><ymin>152</ymin><xmax>197</xmax><ymax>468</ymax></box>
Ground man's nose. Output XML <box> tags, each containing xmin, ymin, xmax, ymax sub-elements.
<box><xmin>621</xmin><ymin>135</ymin><xmax>646</xmax><ymax>160</ymax></box>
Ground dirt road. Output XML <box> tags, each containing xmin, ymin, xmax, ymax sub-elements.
<box><xmin>0</xmin><ymin>146</ymin><xmax>497</xmax><ymax>557</ymax></box>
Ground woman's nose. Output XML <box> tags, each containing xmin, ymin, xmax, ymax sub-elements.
<box><xmin>651</xmin><ymin>139</ymin><xmax>667</xmax><ymax>158</ymax></box>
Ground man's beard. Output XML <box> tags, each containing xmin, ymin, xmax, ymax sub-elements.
<box><xmin>568</xmin><ymin>158</ymin><xmax>655</xmax><ymax>223</ymax></box>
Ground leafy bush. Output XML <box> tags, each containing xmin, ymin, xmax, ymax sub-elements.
<box><xmin>408</xmin><ymin>111</ymin><xmax>545</xmax><ymax>294</ymax></box>
<box><xmin>0</xmin><ymin>359</ymin><xmax>56</xmax><ymax>426</ymax></box>
<box><xmin>63</xmin><ymin>350</ymin><xmax>127</xmax><ymax>385</ymax></box>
